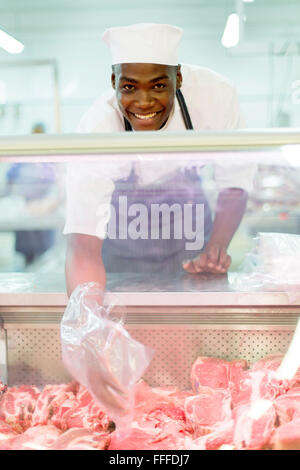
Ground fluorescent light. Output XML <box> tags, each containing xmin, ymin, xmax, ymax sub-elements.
<box><xmin>243</xmin><ymin>0</ymin><xmax>254</xmax><ymax>3</ymax></box>
<box><xmin>221</xmin><ymin>13</ymin><xmax>240</xmax><ymax>48</ymax></box>
<box><xmin>0</xmin><ymin>29</ymin><xmax>24</xmax><ymax>54</ymax></box>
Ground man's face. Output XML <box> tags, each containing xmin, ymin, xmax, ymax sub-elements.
<box><xmin>112</xmin><ymin>63</ymin><xmax>182</xmax><ymax>131</ymax></box>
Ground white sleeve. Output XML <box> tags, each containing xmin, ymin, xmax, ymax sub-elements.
<box><xmin>213</xmin><ymin>158</ymin><xmax>257</xmax><ymax>193</ymax></box>
<box><xmin>63</xmin><ymin>162</ymin><xmax>115</xmax><ymax>239</ymax></box>
<box><xmin>224</xmin><ymin>87</ymin><xmax>247</xmax><ymax>130</ymax></box>
<box><xmin>214</xmin><ymin>88</ymin><xmax>256</xmax><ymax>192</ymax></box>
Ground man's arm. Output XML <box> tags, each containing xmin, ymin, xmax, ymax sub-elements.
<box><xmin>183</xmin><ymin>188</ymin><xmax>248</xmax><ymax>273</ymax></box>
<box><xmin>65</xmin><ymin>233</ymin><xmax>106</xmax><ymax>298</ymax></box>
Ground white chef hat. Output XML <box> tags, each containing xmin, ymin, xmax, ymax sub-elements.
<box><xmin>102</xmin><ymin>23</ymin><xmax>183</xmax><ymax>66</ymax></box>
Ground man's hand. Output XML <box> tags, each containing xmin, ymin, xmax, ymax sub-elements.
<box><xmin>182</xmin><ymin>243</ymin><xmax>231</xmax><ymax>274</ymax></box>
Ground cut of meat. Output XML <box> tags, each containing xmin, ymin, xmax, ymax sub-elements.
<box><xmin>63</xmin><ymin>385</ymin><xmax>113</xmax><ymax>432</ymax></box>
<box><xmin>231</xmin><ymin>369</ymin><xmax>289</xmax><ymax>408</ymax></box>
<box><xmin>50</xmin><ymin>428</ymin><xmax>110</xmax><ymax>450</ymax></box>
<box><xmin>271</xmin><ymin>418</ymin><xmax>300</xmax><ymax>450</ymax></box>
<box><xmin>251</xmin><ymin>354</ymin><xmax>300</xmax><ymax>388</ymax></box>
<box><xmin>3</xmin><ymin>352</ymin><xmax>300</xmax><ymax>450</ymax></box>
<box><xmin>233</xmin><ymin>403</ymin><xmax>276</xmax><ymax>450</ymax></box>
<box><xmin>184</xmin><ymin>387</ymin><xmax>232</xmax><ymax>436</ymax></box>
<box><xmin>191</xmin><ymin>419</ymin><xmax>235</xmax><ymax>450</ymax></box>
<box><xmin>32</xmin><ymin>382</ymin><xmax>112</xmax><ymax>433</ymax></box>
<box><xmin>0</xmin><ymin>385</ymin><xmax>40</xmax><ymax>432</ymax></box>
<box><xmin>32</xmin><ymin>382</ymin><xmax>77</xmax><ymax>427</ymax></box>
<box><xmin>0</xmin><ymin>425</ymin><xmax>61</xmax><ymax>450</ymax></box>
<box><xmin>109</xmin><ymin>380</ymin><xmax>193</xmax><ymax>450</ymax></box>
<box><xmin>274</xmin><ymin>387</ymin><xmax>300</xmax><ymax>425</ymax></box>
<box><xmin>251</xmin><ymin>354</ymin><xmax>284</xmax><ymax>372</ymax></box>
<box><xmin>0</xmin><ymin>419</ymin><xmax>18</xmax><ymax>443</ymax></box>
<box><xmin>191</xmin><ymin>357</ymin><xmax>248</xmax><ymax>394</ymax></box>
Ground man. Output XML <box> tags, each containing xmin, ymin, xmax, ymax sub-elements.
<box><xmin>64</xmin><ymin>23</ymin><xmax>252</xmax><ymax>297</ymax></box>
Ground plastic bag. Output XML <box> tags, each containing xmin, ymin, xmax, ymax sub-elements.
<box><xmin>60</xmin><ymin>282</ymin><xmax>154</xmax><ymax>437</ymax></box>
<box><xmin>229</xmin><ymin>232</ymin><xmax>300</xmax><ymax>302</ymax></box>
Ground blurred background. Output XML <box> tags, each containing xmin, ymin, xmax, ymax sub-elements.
<box><xmin>1</xmin><ymin>0</ymin><xmax>300</xmax><ymax>133</ymax></box>
<box><xmin>1</xmin><ymin>0</ymin><xmax>300</xmax><ymax>277</ymax></box>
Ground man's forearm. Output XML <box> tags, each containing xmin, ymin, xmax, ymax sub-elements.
<box><xmin>208</xmin><ymin>188</ymin><xmax>248</xmax><ymax>248</ymax></box>
<box><xmin>65</xmin><ymin>235</ymin><xmax>106</xmax><ymax>298</ymax></box>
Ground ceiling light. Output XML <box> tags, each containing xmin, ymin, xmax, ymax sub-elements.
<box><xmin>0</xmin><ymin>29</ymin><xmax>24</xmax><ymax>54</ymax></box>
<box><xmin>221</xmin><ymin>14</ymin><xmax>240</xmax><ymax>48</ymax></box>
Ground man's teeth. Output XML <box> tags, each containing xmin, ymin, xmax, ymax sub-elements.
<box><xmin>134</xmin><ymin>112</ymin><xmax>158</xmax><ymax>120</ymax></box>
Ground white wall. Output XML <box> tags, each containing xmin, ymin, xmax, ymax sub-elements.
<box><xmin>1</xmin><ymin>0</ymin><xmax>300</xmax><ymax>134</ymax></box>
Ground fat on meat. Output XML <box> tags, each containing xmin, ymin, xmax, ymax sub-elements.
<box><xmin>231</xmin><ymin>369</ymin><xmax>289</xmax><ymax>408</ymax></box>
<box><xmin>271</xmin><ymin>418</ymin><xmax>300</xmax><ymax>450</ymax></box>
<box><xmin>109</xmin><ymin>381</ymin><xmax>193</xmax><ymax>450</ymax></box>
<box><xmin>0</xmin><ymin>419</ymin><xmax>18</xmax><ymax>443</ymax></box>
<box><xmin>191</xmin><ymin>419</ymin><xmax>235</xmax><ymax>450</ymax></box>
<box><xmin>0</xmin><ymin>425</ymin><xmax>61</xmax><ymax>450</ymax></box>
<box><xmin>32</xmin><ymin>382</ymin><xmax>77</xmax><ymax>426</ymax></box>
<box><xmin>184</xmin><ymin>387</ymin><xmax>232</xmax><ymax>436</ymax></box>
<box><xmin>0</xmin><ymin>385</ymin><xmax>40</xmax><ymax>432</ymax></box>
<box><xmin>274</xmin><ymin>387</ymin><xmax>300</xmax><ymax>425</ymax></box>
<box><xmin>50</xmin><ymin>428</ymin><xmax>111</xmax><ymax>450</ymax></box>
<box><xmin>233</xmin><ymin>403</ymin><xmax>277</xmax><ymax>450</ymax></box>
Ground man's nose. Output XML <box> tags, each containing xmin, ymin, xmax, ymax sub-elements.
<box><xmin>136</xmin><ymin>90</ymin><xmax>155</xmax><ymax>108</ymax></box>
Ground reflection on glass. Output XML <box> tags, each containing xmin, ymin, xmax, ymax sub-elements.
<box><xmin>1</xmin><ymin>146</ymin><xmax>300</xmax><ymax>298</ymax></box>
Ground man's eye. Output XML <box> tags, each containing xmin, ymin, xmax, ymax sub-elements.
<box><xmin>122</xmin><ymin>84</ymin><xmax>135</xmax><ymax>91</ymax></box>
<box><xmin>153</xmin><ymin>83</ymin><xmax>166</xmax><ymax>89</ymax></box>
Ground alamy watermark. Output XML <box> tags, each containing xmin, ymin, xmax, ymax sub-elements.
<box><xmin>96</xmin><ymin>196</ymin><xmax>205</xmax><ymax>251</ymax></box>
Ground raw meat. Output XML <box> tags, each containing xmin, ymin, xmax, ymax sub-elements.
<box><xmin>31</xmin><ymin>383</ymin><xmax>112</xmax><ymax>433</ymax></box>
<box><xmin>109</xmin><ymin>381</ymin><xmax>194</xmax><ymax>450</ymax></box>
<box><xmin>233</xmin><ymin>403</ymin><xmax>277</xmax><ymax>450</ymax></box>
<box><xmin>32</xmin><ymin>382</ymin><xmax>78</xmax><ymax>427</ymax></box>
<box><xmin>191</xmin><ymin>419</ymin><xmax>235</xmax><ymax>450</ymax></box>
<box><xmin>0</xmin><ymin>420</ymin><xmax>18</xmax><ymax>443</ymax></box>
<box><xmin>50</xmin><ymin>428</ymin><xmax>110</xmax><ymax>450</ymax></box>
<box><xmin>191</xmin><ymin>357</ymin><xmax>248</xmax><ymax>394</ymax></box>
<box><xmin>0</xmin><ymin>425</ymin><xmax>61</xmax><ymax>450</ymax></box>
<box><xmin>231</xmin><ymin>369</ymin><xmax>288</xmax><ymax>408</ymax></box>
<box><xmin>64</xmin><ymin>385</ymin><xmax>113</xmax><ymax>432</ymax></box>
<box><xmin>274</xmin><ymin>387</ymin><xmax>300</xmax><ymax>425</ymax></box>
<box><xmin>184</xmin><ymin>387</ymin><xmax>232</xmax><ymax>436</ymax></box>
<box><xmin>271</xmin><ymin>418</ymin><xmax>300</xmax><ymax>450</ymax></box>
<box><xmin>2</xmin><ymin>352</ymin><xmax>300</xmax><ymax>450</ymax></box>
<box><xmin>251</xmin><ymin>354</ymin><xmax>284</xmax><ymax>372</ymax></box>
<box><xmin>0</xmin><ymin>385</ymin><xmax>40</xmax><ymax>432</ymax></box>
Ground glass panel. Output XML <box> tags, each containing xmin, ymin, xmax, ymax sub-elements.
<box><xmin>1</xmin><ymin>141</ymin><xmax>300</xmax><ymax>296</ymax></box>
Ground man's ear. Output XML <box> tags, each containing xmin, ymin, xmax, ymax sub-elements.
<box><xmin>111</xmin><ymin>73</ymin><xmax>116</xmax><ymax>90</ymax></box>
<box><xmin>176</xmin><ymin>65</ymin><xmax>182</xmax><ymax>89</ymax></box>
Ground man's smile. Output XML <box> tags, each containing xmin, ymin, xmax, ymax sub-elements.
<box><xmin>128</xmin><ymin>110</ymin><xmax>163</xmax><ymax>121</ymax></box>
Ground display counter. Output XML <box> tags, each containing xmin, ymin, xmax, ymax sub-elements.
<box><xmin>1</xmin><ymin>131</ymin><xmax>300</xmax><ymax>450</ymax></box>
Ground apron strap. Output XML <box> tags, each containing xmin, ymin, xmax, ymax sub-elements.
<box><xmin>123</xmin><ymin>89</ymin><xmax>194</xmax><ymax>131</ymax></box>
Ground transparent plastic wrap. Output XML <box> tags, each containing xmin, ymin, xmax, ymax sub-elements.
<box><xmin>229</xmin><ymin>232</ymin><xmax>300</xmax><ymax>302</ymax></box>
<box><xmin>60</xmin><ymin>282</ymin><xmax>154</xmax><ymax>437</ymax></box>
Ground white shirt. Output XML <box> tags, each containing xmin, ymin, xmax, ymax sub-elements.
<box><xmin>63</xmin><ymin>64</ymin><xmax>254</xmax><ymax>239</ymax></box>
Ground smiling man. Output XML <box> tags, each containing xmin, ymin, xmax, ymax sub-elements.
<box><xmin>64</xmin><ymin>23</ymin><xmax>253</xmax><ymax>296</ymax></box>
<box><xmin>112</xmin><ymin>62</ymin><xmax>181</xmax><ymax>131</ymax></box>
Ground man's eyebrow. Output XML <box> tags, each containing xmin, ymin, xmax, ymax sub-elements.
<box><xmin>149</xmin><ymin>75</ymin><xmax>170</xmax><ymax>83</ymax></box>
<box><xmin>119</xmin><ymin>75</ymin><xmax>170</xmax><ymax>83</ymax></box>
<box><xmin>119</xmin><ymin>76</ymin><xmax>138</xmax><ymax>83</ymax></box>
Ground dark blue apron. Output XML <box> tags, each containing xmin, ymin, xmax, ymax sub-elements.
<box><xmin>102</xmin><ymin>90</ymin><xmax>213</xmax><ymax>273</ymax></box>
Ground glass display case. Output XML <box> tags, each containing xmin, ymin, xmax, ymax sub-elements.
<box><xmin>1</xmin><ymin>129</ymin><xmax>300</xmax><ymax>450</ymax></box>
